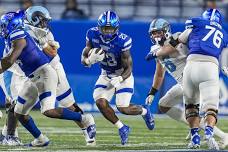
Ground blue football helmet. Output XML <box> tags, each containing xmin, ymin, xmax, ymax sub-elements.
<box><xmin>202</xmin><ymin>9</ymin><xmax>222</xmax><ymax>25</ymax></box>
<box><xmin>97</xmin><ymin>10</ymin><xmax>120</xmax><ymax>41</ymax></box>
<box><xmin>148</xmin><ymin>18</ymin><xmax>171</xmax><ymax>45</ymax></box>
<box><xmin>25</xmin><ymin>6</ymin><xmax>51</xmax><ymax>28</ymax></box>
<box><xmin>0</xmin><ymin>10</ymin><xmax>25</xmax><ymax>38</ymax></box>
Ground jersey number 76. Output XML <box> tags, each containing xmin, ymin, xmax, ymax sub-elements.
<box><xmin>202</xmin><ymin>25</ymin><xmax>223</xmax><ymax>48</ymax></box>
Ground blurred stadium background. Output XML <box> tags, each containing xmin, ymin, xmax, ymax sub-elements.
<box><xmin>0</xmin><ymin>0</ymin><xmax>227</xmax><ymax>151</ymax></box>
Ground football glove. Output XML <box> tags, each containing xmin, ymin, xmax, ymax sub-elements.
<box><xmin>145</xmin><ymin>45</ymin><xmax>160</xmax><ymax>61</ymax></box>
<box><xmin>145</xmin><ymin>95</ymin><xmax>155</xmax><ymax>105</ymax></box>
<box><xmin>88</xmin><ymin>48</ymin><xmax>105</xmax><ymax>65</ymax></box>
<box><xmin>110</xmin><ymin>76</ymin><xmax>123</xmax><ymax>88</ymax></box>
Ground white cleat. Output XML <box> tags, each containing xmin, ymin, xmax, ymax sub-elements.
<box><xmin>3</xmin><ymin>135</ymin><xmax>22</xmax><ymax>146</ymax></box>
<box><xmin>81</xmin><ymin>114</ymin><xmax>96</xmax><ymax>146</ymax></box>
<box><xmin>82</xmin><ymin>128</ymin><xmax>96</xmax><ymax>146</ymax></box>
<box><xmin>219</xmin><ymin>133</ymin><xmax>228</xmax><ymax>149</ymax></box>
<box><xmin>27</xmin><ymin>135</ymin><xmax>49</xmax><ymax>147</ymax></box>
<box><xmin>206</xmin><ymin>137</ymin><xmax>219</xmax><ymax>150</ymax></box>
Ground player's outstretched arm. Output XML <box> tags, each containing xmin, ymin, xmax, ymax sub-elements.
<box><xmin>156</xmin><ymin>44</ymin><xmax>178</xmax><ymax>57</ymax></box>
<box><xmin>0</xmin><ymin>38</ymin><xmax>26</xmax><ymax>73</ymax></box>
<box><xmin>120</xmin><ymin>50</ymin><xmax>132</xmax><ymax>80</ymax></box>
<box><xmin>145</xmin><ymin>61</ymin><xmax>165</xmax><ymax>105</ymax></box>
<box><xmin>81</xmin><ymin>41</ymin><xmax>92</xmax><ymax>66</ymax></box>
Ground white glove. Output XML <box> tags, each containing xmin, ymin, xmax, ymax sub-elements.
<box><xmin>88</xmin><ymin>48</ymin><xmax>105</xmax><ymax>64</ymax></box>
<box><xmin>48</xmin><ymin>40</ymin><xmax>60</xmax><ymax>50</ymax></box>
<box><xmin>110</xmin><ymin>76</ymin><xmax>123</xmax><ymax>88</ymax></box>
<box><xmin>221</xmin><ymin>66</ymin><xmax>228</xmax><ymax>77</ymax></box>
<box><xmin>145</xmin><ymin>94</ymin><xmax>155</xmax><ymax>105</ymax></box>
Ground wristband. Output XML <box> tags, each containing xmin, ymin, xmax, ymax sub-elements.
<box><xmin>148</xmin><ymin>87</ymin><xmax>158</xmax><ymax>95</ymax></box>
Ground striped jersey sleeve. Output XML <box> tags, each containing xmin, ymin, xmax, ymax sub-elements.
<box><xmin>121</xmin><ymin>34</ymin><xmax>132</xmax><ymax>52</ymax></box>
<box><xmin>9</xmin><ymin>29</ymin><xmax>26</xmax><ymax>42</ymax></box>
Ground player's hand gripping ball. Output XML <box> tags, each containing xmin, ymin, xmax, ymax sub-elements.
<box><xmin>88</xmin><ymin>48</ymin><xmax>105</xmax><ymax>64</ymax></box>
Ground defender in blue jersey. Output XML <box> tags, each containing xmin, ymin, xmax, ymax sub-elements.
<box><xmin>0</xmin><ymin>11</ymin><xmax>88</xmax><ymax>147</ymax></box>
<box><xmin>81</xmin><ymin>11</ymin><xmax>155</xmax><ymax>145</ymax></box>
<box><xmin>179</xmin><ymin>9</ymin><xmax>228</xmax><ymax>150</ymax></box>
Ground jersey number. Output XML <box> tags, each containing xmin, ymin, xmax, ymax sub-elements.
<box><xmin>164</xmin><ymin>60</ymin><xmax>176</xmax><ymax>72</ymax></box>
<box><xmin>101</xmin><ymin>53</ymin><xmax>117</xmax><ymax>66</ymax></box>
<box><xmin>202</xmin><ymin>25</ymin><xmax>223</xmax><ymax>48</ymax></box>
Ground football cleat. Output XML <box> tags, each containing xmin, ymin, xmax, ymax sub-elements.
<box><xmin>188</xmin><ymin>133</ymin><xmax>200</xmax><ymax>149</ymax></box>
<box><xmin>81</xmin><ymin>114</ymin><xmax>96</xmax><ymax>139</ymax></box>
<box><xmin>82</xmin><ymin>129</ymin><xmax>96</xmax><ymax>146</ymax></box>
<box><xmin>219</xmin><ymin>133</ymin><xmax>228</xmax><ymax>149</ymax></box>
<box><xmin>119</xmin><ymin>125</ymin><xmax>131</xmax><ymax>145</ymax></box>
<box><xmin>206</xmin><ymin>137</ymin><xmax>219</xmax><ymax>150</ymax></box>
<box><xmin>3</xmin><ymin>135</ymin><xmax>22</xmax><ymax>146</ymax></box>
<box><xmin>26</xmin><ymin>135</ymin><xmax>49</xmax><ymax>147</ymax></box>
<box><xmin>0</xmin><ymin>134</ymin><xmax>5</xmax><ymax>144</ymax></box>
<box><xmin>142</xmin><ymin>105</ymin><xmax>155</xmax><ymax>130</ymax></box>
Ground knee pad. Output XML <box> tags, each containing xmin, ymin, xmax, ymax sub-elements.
<box><xmin>204</xmin><ymin>108</ymin><xmax>218</xmax><ymax>124</ymax></box>
<box><xmin>185</xmin><ymin>104</ymin><xmax>199</xmax><ymax>119</ymax></box>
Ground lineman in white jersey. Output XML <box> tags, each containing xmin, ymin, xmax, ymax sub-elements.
<box><xmin>24</xmin><ymin>6</ymin><xmax>96</xmax><ymax>145</ymax></box>
<box><xmin>145</xmin><ymin>18</ymin><xmax>228</xmax><ymax>149</ymax></box>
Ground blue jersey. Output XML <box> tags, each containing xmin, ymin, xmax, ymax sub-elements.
<box><xmin>86</xmin><ymin>27</ymin><xmax>132</xmax><ymax>74</ymax></box>
<box><xmin>4</xmin><ymin>29</ymin><xmax>49</xmax><ymax>76</ymax></box>
<box><xmin>185</xmin><ymin>17</ymin><xmax>228</xmax><ymax>59</ymax></box>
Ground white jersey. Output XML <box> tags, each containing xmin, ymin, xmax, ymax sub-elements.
<box><xmin>154</xmin><ymin>32</ymin><xmax>188</xmax><ymax>84</ymax></box>
<box><xmin>25</xmin><ymin>24</ymin><xmax>60</xmax><ymax>68</ymax></box>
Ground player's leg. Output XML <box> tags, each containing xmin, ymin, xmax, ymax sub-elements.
<box><xmin>158</xmin><ymin>84</ymin><xmax>188</xmax><ymax>124</ymax></box>
<box><xmin>93</xmin><ymin>75</ymin><xmax>130</xmax><ymax>145</ymax></box>
<box><xmin>115</xmin><ymin>75</ymin><xmax>154</xmax><ymax>130</ymax></box>
<box><xmin>14</xmin><ymin>80</ymin><xmax>49</xmax><ymax>147</ymax></box>
<box><xmin>54</xmin><ymin>62</ymin><xmax>96</xmax><ymax>145</ymax></box>
<box><xmin>0</xmin><ymin>71</ymin><xmax>22</xmax><ymax>145</ymax></box>
<box><xmin>199</xmin><ymin>62</ymin><xmax>220</xmax><ymax>150</ymax></box>
<box><xmin>183</xmin><ymin>62</ymin><xmax>200</xmax><ymax>149</ymax></box>
<box><xmin>36</xmin><ymin>65</ymin><xmax>84</xmax><ymax>128</ymax></box>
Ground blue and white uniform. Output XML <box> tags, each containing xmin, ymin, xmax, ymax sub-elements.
<box><xmin>6</xmin><ymin>29</ymin><xmax>59</xmax><ymax>114</ymax></box>
<box><xmin>86</xmin><ymin>27</ymin><xmax>134</xmax><ymax>107</ymax></box>
<box><xmin>179</xmin><ymin>17</ymin><xmax>228</xmax><ymax>111</ymax></box>
<box><xmin>25</xmin><ymin>24</ymin><xmax>75</xmax><ymax>108</ymax></box>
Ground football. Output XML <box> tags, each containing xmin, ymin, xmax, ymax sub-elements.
<box><xmin>88</xmin><ymin>48</ymin><xmax>105</xmax><ymax>64</ymax></box>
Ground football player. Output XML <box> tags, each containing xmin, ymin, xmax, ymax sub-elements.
<box><xmin>179</xmin><ymin>9</ymin><xmax>228</xmax><ymax>150</ymax></box>
<box><xmin>24</xmin><ymin>6</ymin><xmax>96</xmax><ymax>145</ymax></box>
<box><xmin>81</xmin><ymin>11</ymin><xmax>155</xmax><ymax>145</ymax></box>
<box><xmin>145</xmin><ymin>18</ymin><xmax>228</xmax><ymax>149</ymax></box>
<box><xmin>0</xmin><ymin>11</ymin><xmax>93</xmax><ymax>147</ymax></box>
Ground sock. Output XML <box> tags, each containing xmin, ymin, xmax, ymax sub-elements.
<box><xmin>166</xmin><ymin>106</ymin><xmax>188</xmax><ymax>125</ymax></box>
<box><xmin>214</xmin><ymin>126</ymin><xmax>226</xmax><ymax>139</ymax></box>
<box><xmin>205</xmin><ymin>125</ymin><xmax>214</xmax><ymax>139</ymax></box>
<box><xmin>20</xmin><ymin>117</ymin><xmax>41</xmax><ymax>138</ymax></box>
<box><xmin>61</xmin><ymin>108</ymin><xmax>82</xmax><ymax>121</ymax></box>
<box><xmin>115</xmin><ymin>120</ymin><xmax>124</xmax><ymax>129</ymax></box>
<box><xmin>191</xmin><ymin>128</ymin><xmax>199</xmax><ymax>136</ymax></box>
<box><xmin>141</xmin><ymin>108</ymin><xmax>147</xmax><ymax>116</ymax></box>
<box><xmin>2</xmin><ymin>125</ymin><xmax>7</xmax><ymax>136</ymax></box>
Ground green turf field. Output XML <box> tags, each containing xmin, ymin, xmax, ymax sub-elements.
<box><xmin>0</xmin><ymin>110</ymin><xmax>228</xmax><ymax>151</ymax></box>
